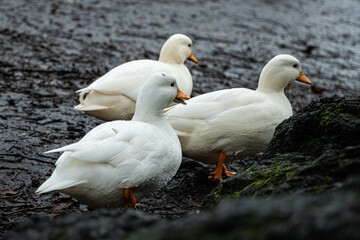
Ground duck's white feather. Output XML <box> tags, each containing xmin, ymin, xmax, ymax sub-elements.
<box><xmin>36</xmin><ymin>179</ymin><xmax>86</xmax><ymax>194</ymax></box>
<box><xmin>72</xmin><ymin>104</ymin><xmax>107</xmax><ymax>111</ymax></box>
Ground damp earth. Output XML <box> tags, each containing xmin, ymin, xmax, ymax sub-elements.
<box><xmin>1</xmin><ymin>0</ymin><xmax>359</xmax><ymax>238</ymax></box>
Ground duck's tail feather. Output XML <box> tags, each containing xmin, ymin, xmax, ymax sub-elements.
<box><xmin>76</xmin><ymin>88</ymin><xmax>87</xmax><ymax>93</ymax></box>
<box><xmin>74</xmin><ymin>89</ymin><xmax>108</xmax><ymax>112</ymax></box>
<box><xmin>36</xmin><ymin>177</ymin><xmax>85</xmax><ymax>194</ymax></box>
<box><xmin>74</xmin><ymin>104</ymin><xmax>107</xmax><ymax>111</ymax></box>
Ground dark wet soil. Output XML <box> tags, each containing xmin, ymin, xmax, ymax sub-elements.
<box><xmin>1</xmin><ymin>0</ymin><xmax>359</xmax><ymax>237</ymax></box>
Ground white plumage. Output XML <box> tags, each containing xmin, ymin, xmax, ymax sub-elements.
<box><xmin>165</xmin><ymin>54</ymin><xmax>312</xmax><ymax>182</ymax></box>
<box><xmin>74</xmin><ymin>33</ymin><xmax>198</xmax><ymax>121</ymax></box>
<box><xmin>37</xmin><ymin>73</ymin><xmax>189</xmax><ymax>208</ymax></box>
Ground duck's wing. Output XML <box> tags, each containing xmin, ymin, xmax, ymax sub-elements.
<box><xmin>165</xmin><ymin>88</ymin><xmax>263</xmax><ymax>135</ymax></box>
<box><xmin>48</xmin><ymin>121</ymin><xmax>126</xmax><ymax>165</ymax></box>
<box><xmin>47</xmin><ymin>121</ymin><xmax>155</xmax><ymax>165</ymax></box>
<box><xmin>77</xmin><ymin>60</ymin><xmax>166</xmax><ymax>101</ymax></box>
<box><xmin>46</xmin><ymin>121</ymin><xmax>177</xmax><ymax>188</ymax></box>
<box><xmin>165</xmin><ymin>88</ymin><xmax>291</xmax><ymax>156</ymax></box>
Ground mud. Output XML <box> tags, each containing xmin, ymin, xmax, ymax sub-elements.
<box><xmin>0</xmin><ymin>0</ymin><xmax>359</xmax><ymax>237</ymax></box>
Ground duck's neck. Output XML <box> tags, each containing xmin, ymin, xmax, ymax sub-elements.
<box><xmin>132</xmin><ymin>99</ymin><xmax>177</xmax><ymax>138</ymax></box>
<box><xmin>132</xmin><ymin>97</ymin><xmax>164</xmax><ymax>121</ymax></box>
<box><xmin>159</xmin><ymin>52</ymin><xmax>182</xmax><ymax>64</ymax></box>
<box><xmin>132</xmin><ymin>110</ymin><xmax>165</xmax><ymax>127</ymax></box>
<box><xmin>256</xmin><ymin>66</ymin><xmax>288</xmax><ymax>94</ymax></box>
<box><xmin>256</xmin><ymin>70</ymin><xmax>293</xmax><ymax>116</ymax></box>
<box><xmin>158</xmin><ymin>44</ymin><xmax>183</xmax><ymax>64</ymax></box>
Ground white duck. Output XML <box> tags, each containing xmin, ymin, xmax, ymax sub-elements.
<box><xmin>74</xmin><ymin>33</ymin><xmax>198</xmax><ymax>121</ymax></box>
<box><xmin>36</xmin><ymin>73</ymin><xmax>190</xmax><ymax>208</ymax></box>
<box><xmin>165</xmin><ymin>54</ymin><xmax>312</xmax><ymax>182</ymax></box>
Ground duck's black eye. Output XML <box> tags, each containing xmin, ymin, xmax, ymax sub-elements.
<box><xmin>170</xmin><ymin>82</ymin><xmax>175</xmax><ymax>87</ymax></box>
<box><xmin>188</xmin><ymin>44</ymin><xmax>191</xmax><ymax>48</ymax></box>
<box><xmin>293</xmin><ymin>64</ymin><xmax>298</xmax><ymax>68</ymax></box>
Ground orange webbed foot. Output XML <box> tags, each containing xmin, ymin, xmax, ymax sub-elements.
<box><xmin>208</xmin><ymin>173</ymin><xmax>223</xmax><ymax>183</ymax></box>
<box><xmin>222</xmin><ymin>164</ymin><xmax>235</xmax><ymax>177</ymax></box>
<box><xmin>208</xmin><ymin>161</ymin><xmax>224</xmax><ymax>182</ymax></box>
<box><xmin>208</xmin><ymin>152</ymin><xmax>236</xmax><ymax>183</ymax></box>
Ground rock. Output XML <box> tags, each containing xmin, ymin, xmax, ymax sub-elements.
<box><xmin>205</xmin><ymin>146</ymin><xmax>360</xmax><ymax>206</ymax></box>
<box><xmin>266</xmin><ymin>96</ymin><xmax>360</xmax><ymax>157</ymax></box>
<box><xmin>204</xmin><ymin>96</ymin><xmax>360</xmax><ymax>206</ymax></box>
<box><xmin>131</xmin><ymin>185</ymin><xmax>360</xmax><ymax>240</ymax></box>
<box><xmin>8</xmin><ymin>181</ymin><xmax>360</xmax><ymax>240</ymax></box>
<box><xmin>6</xmin><ymin>210</ymin><xmax>162</xmax><ymax>240</ymax></box>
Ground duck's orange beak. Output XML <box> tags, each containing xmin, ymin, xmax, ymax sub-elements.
<box><xmin>296</xmin><ymin>72</ymin><xmax>312</xmax><ymax>85</ymax></box>
<box><xmin>173</xmin><ymin>89</ymin><xmax>190</xmax><ymax>105</ymax></box>
<box><xmin>188</xmin><ymin>53</ymin><xmax>198</xmax><ymax>63</ymax></box>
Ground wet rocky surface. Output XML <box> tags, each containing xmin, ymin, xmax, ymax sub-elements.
<box><xmin>6</xmin><ymin>96</ymin><xmax>360</xmax><ymax>239</ymax></box>
<box><xmin>1</xmin><ymin>0</ymin><xmax>360</xmax><ymax>238</ymax></box>
<box><xmin>6</xmin><ymin>187</ymin><xmax>360</xmax><ymax>240</ymax></box>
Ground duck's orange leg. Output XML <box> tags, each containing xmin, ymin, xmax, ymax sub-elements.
<box><xmin>208</xmin><ymin>152</ymin><xmax>226</xmax><ymax>182</ymax></box>
<box><xmin>123</xmin><ymin>188</ymin><xmax>136</xmax><ymax>208</ymax></box>
<box><xmin>208</xmin><ymin>152</ymin><xmax>236</xmax><ymax>182</ymax></box>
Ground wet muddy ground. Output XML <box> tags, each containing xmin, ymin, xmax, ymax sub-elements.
<box><xmin>1</xmin><ymin>0</ymin><xmax>359</xmax><ymax>237</ymax></box>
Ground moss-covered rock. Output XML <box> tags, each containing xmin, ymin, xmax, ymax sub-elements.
<box><xmin>205</xmin><ymin>159</ymin><xmax>301</xmax><ymax>205</ymax></box>
<box><xmin>129</xmin><ymin>182</ymin><xmax>360</xmax><ymax>240</ymax></box>
<box><xmin>204</xmin><ymin>96</ymin><xmax>360</xmax><ymax>206</ymax></box>
<box><xmin>205</xmin><ymin>146</ymin><xmax>360</xmax><ymax>206</ymax></box>
<box><xmin>266</xmin><ymin>96</ymin><xmax>360</xmax><ymax>157</ymax></box>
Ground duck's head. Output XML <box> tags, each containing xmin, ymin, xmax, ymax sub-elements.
<box><xmin>134</xmin><ymin>73</ymin><xmax>190</xmax><ymax>119</ymax></box>
<box><xmin>158</xmin><ymin>34</ymin><xmax>198</xmax><ymax>64</ymax></box>
<box><xmin>256</xmin><ymin>54</ymin><xmax>312</xmax><ymax>93</ymax></box>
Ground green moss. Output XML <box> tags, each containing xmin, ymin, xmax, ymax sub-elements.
<box><xmin>241</xmin><ymin>162</ymin><xmax>297</xmax><ymax>196</ymax></box>
<box><xmin>319</xmin><ymin>100</ymin><xmax>345</xmax><ymax>127</ymax></box>
<box><xmin>205</xmin><ymin>161</ymin><xmax>300</xmax><ymax>205</ymax></box>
